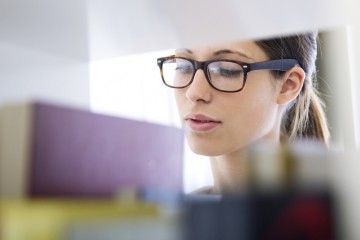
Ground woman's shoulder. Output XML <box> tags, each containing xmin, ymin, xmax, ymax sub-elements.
<box><xmin>186</xmin><ymin>186</ymin><xmax>221</xmax><ymax>201</ymax></box>
<box><xmin>190</xmin><ymin>186</ymin><xmax>213</xmax><ymax>195</ymax></box>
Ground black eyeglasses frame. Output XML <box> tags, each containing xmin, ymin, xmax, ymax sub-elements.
<box><xmin>157</xmin><ymin>55</ymin><xmax>300</xmax><ymax>93</ymax></box>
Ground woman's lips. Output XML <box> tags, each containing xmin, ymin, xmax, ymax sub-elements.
<box><xmin>185</xmin><ymin>114</ymin><xmax>221</xmax><ymax>132</ymax></box>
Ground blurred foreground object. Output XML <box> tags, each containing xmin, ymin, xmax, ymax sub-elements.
<box><xmin>0</xmin><ymin>200</ymin><xmax>163</xmax><ymax>240</ymax></box>
<box><xmin>185</xmin><ymin>192</ymin><xmax>335</xmax><ymax>240</ymax></box>
<box><xmin>0</xmin><ymin>101</ymin><xmax>184</xmax><ymax>198</ymax></box>
<box><xmin>1</xmin><ymin>140</ymin><xmax>354</xmax><ymax>240</ymax></box>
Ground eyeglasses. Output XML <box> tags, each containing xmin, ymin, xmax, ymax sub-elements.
<box><xmin>157</xmin><ymin>55</ymin><xmax>299</xmax><ymax>93</ymax></box>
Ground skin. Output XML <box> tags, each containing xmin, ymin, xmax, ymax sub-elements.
<box><xmin>174</xmin><ymin>41</ymin><xmax>305</xmax><ymax>194</ymax></box>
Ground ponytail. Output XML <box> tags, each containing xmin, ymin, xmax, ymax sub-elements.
<box><xmin>282</xmin><ymin>83</ymin><xmax>330</xmax><ymax>146</ymax></box>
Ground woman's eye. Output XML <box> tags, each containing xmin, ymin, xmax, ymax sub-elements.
<box><xmin>218</xmin><ymin>68</ymin><xmax>242</xmax><ymax>78</ymax></box>
<box><xmin>209</xmin><ymin>67</ymin><xmax>243</xmax><ymax>78</ymax></box>
<box><xmin>209</xmin><ymin>62</ymin><xmax>244</xmax><ymax>79</ymax></box>
<box><xmin>175</xmin><ymin>65</ymin><xmax>193</xmax><ymax>74</ymax></box>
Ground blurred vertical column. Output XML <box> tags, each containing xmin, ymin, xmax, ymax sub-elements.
<box><xmin>320</xmin><ymin>27</ymin><xmax>357</xmax><ymax>150</ymax></box>
<box><xmin>346</xmin><ymin>1</ymin><xmax>360</xmax><ymax>149</ymax></box>
<box><xmin>319</xmin><ymin>1</ymin><xmax>360</xmax><ymax>239</ymax></box>
<box><xmin>0</xmin><ymin>0</ymin><xmax>90</xmax><ymax>107</ymax></box>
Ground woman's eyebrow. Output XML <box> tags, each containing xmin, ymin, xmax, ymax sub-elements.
<box><xmin>175</xmin><ymin>48</ymin><xmax>193</xmax><ymax>54</ymax></box>
<box><xmin>213</xmin><ymin>49</ymin><xmax>253</xmax><ymax>60</ymax></box>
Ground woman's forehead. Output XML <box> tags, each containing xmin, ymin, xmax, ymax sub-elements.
<box><xmin>176</xmin><ymin>40</ymin><xmax>268</xmax><ymax>61</ymax></box>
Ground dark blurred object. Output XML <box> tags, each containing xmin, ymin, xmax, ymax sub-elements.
<box><xmin>185</xmin><ymin>191</ymin><xmax>335</xmax><ymax>240</ymax></box>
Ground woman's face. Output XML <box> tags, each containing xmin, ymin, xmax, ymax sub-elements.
<box><xmin>174</xmin><ymin>41</ymin><xmax>284</xmax><ymax>156</ymax></box>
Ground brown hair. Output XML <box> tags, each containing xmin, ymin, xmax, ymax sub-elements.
<box><xmin>256</xmin><ymin>32</ymin><xmax>330</xmax><ymax>146</ymax></box>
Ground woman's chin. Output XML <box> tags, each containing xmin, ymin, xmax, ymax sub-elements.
<box><xmin>188</xmin><ymin>144</ymin><xmax>223</xmax><ymax>157</ymax></box>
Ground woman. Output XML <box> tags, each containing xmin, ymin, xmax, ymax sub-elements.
<box><xmin>157</xmin><ymin>32</ymin><xmax>329</xmax><ymax>194</ymax></box>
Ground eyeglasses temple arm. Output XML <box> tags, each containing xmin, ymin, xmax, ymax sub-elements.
<box><xmin>249</xmin><ymin>59</ymin><xmax>299</xmax><ymax>71</ymax></box>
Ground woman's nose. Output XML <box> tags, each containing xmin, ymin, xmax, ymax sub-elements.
<box><xmin>185</xmin><ymin>69</ymin><xmax>213</xmax><ymax>103</ymax></box>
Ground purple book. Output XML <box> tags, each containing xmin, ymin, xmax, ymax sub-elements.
<box><xmin>0</xmin><ymin>102</ymin><xmax>184</xmax><ymax>198</ymax></box>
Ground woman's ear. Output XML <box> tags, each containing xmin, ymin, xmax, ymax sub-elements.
<box><xmin>277</xmin><ymin>66</ymin><xmax>305</xmax><ymax>105</ymax></box>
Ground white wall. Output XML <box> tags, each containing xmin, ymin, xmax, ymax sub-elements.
<box><xmin>0</xmin><ymin>42</ymin><xmax>90</xmax><ymax>107</ymax></box>
<box><xmin>0</xmin><ymin>0</ymin><xmax>90</xmax><ymax>107</ymax></box>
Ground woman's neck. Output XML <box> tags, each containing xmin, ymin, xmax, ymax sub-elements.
<box><xmin>209</xmin><ymin>149</ymin><xmax>250</xmax><ymax>195</ymax></box>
